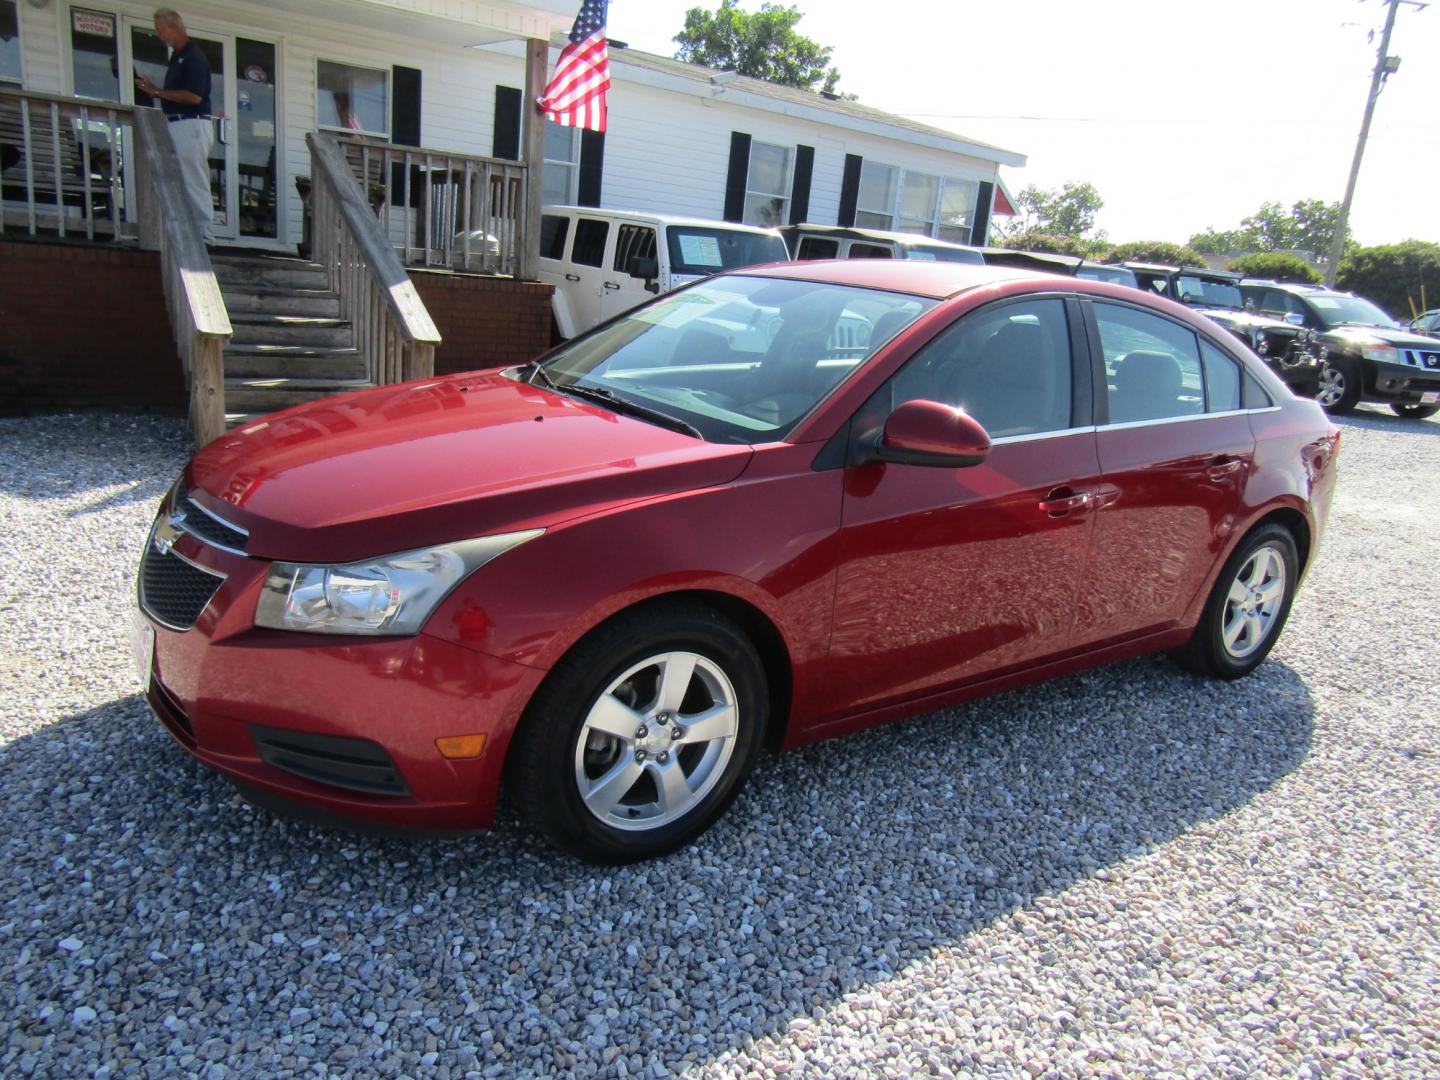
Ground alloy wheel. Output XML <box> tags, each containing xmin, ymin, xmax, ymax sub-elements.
<box><xmin>1316</xmin><ymin>365</ymin><xmax>1346</xmax><ymax>407</ymax></box>
<box><xmin>1221</xmin><ymin>544</ymin><xmax>1288</xmax><ymax>660</ymax></box>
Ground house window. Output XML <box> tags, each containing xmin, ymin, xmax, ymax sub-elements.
<box><xmin>743</xmin><ymin>140</ymin><xmax>791</xmax><ymax>228</ymax></box>
<box><xmin>316</xmin><ymin>60</ymin><xmax>388</xmax><ymax>136</ymax></box>
<box><xmin>855</xmin><ymin>160</ymin><xmax>897</xmax><ymax>229</ymax></box>
<box><xmin>937</xmin><ymin>179</ymin><xmax>978</xmax><ymax>243</ymax></box>
<box><xmin>897</xmin><ymin>171</ymin><xmax>939</xmax><ymax>235</ymax></box>
<box><xmin>542</xmin><ymin>120</ymin><xmax>578</xmax><ymax>205</ymax></box>
<box><xmin>70</xmin><ymin>7</ymin><xmax>119</xmax><ymax>101</ymax></box>
<box><xmin>1</xmin><ymin>1</ymin><xmax>22</xmax><ymax>86</ymax></box>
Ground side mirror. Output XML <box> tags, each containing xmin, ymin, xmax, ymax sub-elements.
<box><xmin>872</xmin><ymin>399</ymin><xmax>991</xmax><ymax>468</ymax></box>
<box><xmin>1283</xmin><ymin>311</ymin><xmax>1304</xmax><ymax>326</ymax></box>
<box><xmin>629</xmin><ymin>254</ymin><xmax>659</xmax><ymax>280</ymax></box>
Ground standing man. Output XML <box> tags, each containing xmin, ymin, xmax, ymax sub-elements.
<box><xmin>136</xmin><ymin>8</ymin><xmax>214</xmax><ymax>244</ymax></box>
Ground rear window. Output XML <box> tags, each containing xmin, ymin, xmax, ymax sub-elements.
<box><xmin>572</xmin><ymin>218</ymin><xmax>609</xmax><ymax>268</ymax></box>
<box><xmin>665</xmin><ymin>227</ymin><xmax>789</xmax><ymax>276</ymax></box>
<box><xmin>1076</xmin><ymin>264</ymin><xmax>1138</xmax><ymax>288</ymax></box>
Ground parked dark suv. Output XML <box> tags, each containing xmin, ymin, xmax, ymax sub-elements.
<box><xmin>1123</xmin><ymin>264</ymin><xmax>1320</xmax><ymax>394</ymax></box>
<box><xmin>1240</xmin><ymin>282</ymin><xmax>1440</xmax><ymax>418</ymax></box>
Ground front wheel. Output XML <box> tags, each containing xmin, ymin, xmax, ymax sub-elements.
<box><xmin>1391</xmin><ymin>403</ymin><xmax>1439</xmax><ymax>420</ymax></box>
<box><xmin>509</xmin><ymin>602</ymin><xmax>767</xmax><ymax>863</ymax></box>
<box><xmin>1173</xmin><ymin>524</ymin><xmax>1299</xmax><ymax>680</ymax></box>
<box><xmin>1316</xmin><ymin>360</ymin><xmax>1361</xmax><ymax>414</ymax></box>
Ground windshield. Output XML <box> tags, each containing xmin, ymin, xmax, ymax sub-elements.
<box><xmin>537</xmin><ymin>275</ymin><xmax>937</xmax><ymax>443</ymax></box>
<box><xmin>1306</xmin><ymin>293</ymin><xmax>1398</xmax><ymax>330</ymax></box>
<box><xmin>1175</xmin><ymin>275</ymin><xmax>1243</xmax><ymax>310</ymax></box>
<box><xmin>904</xmin><ymin>243</ymin><xmax>984</xmax><ymax>265</ymax></box>
<box><xmin>665</xmin><ymin>227</ymin><xmax>790</xmax><ymax>277</ymax></box>
<box><xmin>1076</xmin><ymin>264</ymin><xmax>1138</xmax><ymax>288</ymax></box>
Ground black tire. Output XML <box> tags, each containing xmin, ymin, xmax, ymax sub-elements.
<box><xmin>508</xmin><ymin>601</ymin><xmax>767</xmax><ymax>863</ymax></box>
<box><xmin>1390</xmin><ymin>403</ymin><xmax>1439</xmax><ymax>420</ymax></box>
<box><xmin>1173</xmin><ymin>523</ymin><xmax>1299</xmax><ymax>680</ymax></box>
<box><xmin>1315</xmin><ymin>359</ymin><xmax>1362</xmax><ymax>415</ymax></box>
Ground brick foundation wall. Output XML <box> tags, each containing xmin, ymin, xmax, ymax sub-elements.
<box><xmin>0</xmin><ymin>240</ymin><xmax>187</xmax><ymax>415</ymax></box>
<box><xmin>409</xmin><ymin>271</ymin><xmax>554</xmax><ymax>376</ymax></box>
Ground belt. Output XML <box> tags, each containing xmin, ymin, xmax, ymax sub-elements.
<box><xmin>167</xmin><ymin>114</ymin><xmax>208</xmax><ymax>123</ymax></box>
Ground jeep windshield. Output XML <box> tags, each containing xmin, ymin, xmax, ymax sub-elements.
<box><xmin>533</xmin><ymin>275</ymin><xmax>936</xmax><ymax>444</ymax></box>
<box><xmin>666</xmin><ymin>228</ymin><xmax>790</xmax><ymax>277</ymax></box>
<box><xmin>1176</xmin><ymin>274</ymin><xmax>1243</xmax><ymax>310</ymax></box>
<box><xmin>1306</xmin><ymin>294</ymin><xmax>1399</xmax><ymax>330</ymax></box>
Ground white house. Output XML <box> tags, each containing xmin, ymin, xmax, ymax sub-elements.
<box><xmin>2</xmin><ymin>0</ymin><xmax>1024</xmax><ymax>251</ymax></box>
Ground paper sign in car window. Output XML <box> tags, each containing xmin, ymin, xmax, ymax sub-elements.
<box><xmin>677</xmin><ymin>235</ymin><xmax>724</xmax><ymax>267</ymax></box>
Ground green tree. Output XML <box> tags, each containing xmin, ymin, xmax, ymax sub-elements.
<box><xmin>1107</xmin><ymin>240</ymin><xmax>1207</xmax><ymax>268</ymax></box>
<box><xmin>1226</xmin><ymin>253</ymin><xmax>1322</xmax><ymax>284</ymax></box>
<box><xmin>1188</xmin><ymin>199</ymin><xmax>1352</xmax><ymax>264</ymax></box>
<box><xmin>675</xmin><ymin>1</ymin><xmax>845</xmax><ymax>94</ymax></box>
<box><xmin>1188</xmin><ymin>227</ymin><xmax>1246</xmax><ymax>257</ymax></box>
<box><xmin>1335</xmin><ymin>240</ymin><xmax>1440</xmax><ymax>320</ymax></box>
<box><xmin>998</xmin><ymin>182</ymin><xmax>1104</xmax><ymax>241</ymax></box>
<box><xmin>1001</xmin><ymin>229</ymin><xmax>1091</xmax><ymax>257</ymax></box>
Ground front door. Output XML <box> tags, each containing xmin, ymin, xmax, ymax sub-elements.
<box><xmin>826</xmin><ymin>296</ymin><xmax>1100</xmax><ymax>717</ymax></box>
<box><xmin>603</xmin><ymin>221</ymin><xmax>660</xmax><ymax>321</ymax></box>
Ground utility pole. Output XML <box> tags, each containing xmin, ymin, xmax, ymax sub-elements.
<box><xmin>1326</xmin><ymin>0</ymin><xmax>1423</xmax><ymax>285</ymax></box>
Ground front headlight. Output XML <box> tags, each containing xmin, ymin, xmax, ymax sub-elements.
<box><xmin>1361</xmin><ymin>344</ymin><xmax>1399</xmax><ymax>364</ymax></box>
<box><xmin>255</xmin><ymin>530</ymin><xmax>542</xmax><ymax>635</ymax></box>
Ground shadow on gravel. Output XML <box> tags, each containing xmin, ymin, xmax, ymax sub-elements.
<box><xmin>0</xmin><ymin>414</ymin><xmax>189</xmax><ymax>512</ymax></box>
<box><xmin>1333</xmin><ymin>407</ymin><xmax>1440</xmax><ymax>436</ymax></box>
<box><xmin>0</xmin><ymin>656</ymin><xmax>1314</xmax><ymax>1074</ymax></box>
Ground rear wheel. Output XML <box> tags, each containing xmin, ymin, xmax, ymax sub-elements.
<box><xmin>1316</xmin><ymin>359</ymin><xmax>1361</xmax><ymax>414</ymax></box>
<box><xmin>509</xmin><ymin>602</ymin><xmax>767</xmax><ymax>863</ymax></box>
<box><xmin>1173</xmin><ymin>524</ymin><xmax>1299</xmax><ymax>680</ymax></box>
<box><xmin>1390</xmin><ymin>403</ymin><xmax>1439</xmax><ymax>420</ymax></box>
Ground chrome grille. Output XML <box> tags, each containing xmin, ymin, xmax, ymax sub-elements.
<box><xmin>176</xmin><ymin>491</ymin><xmax>249</xmax><ymax>553</ymax></box>
<box><xmin>139</xmin><ymin>546</ymin><xmax>225</xmax><ymax>630</ymax></box>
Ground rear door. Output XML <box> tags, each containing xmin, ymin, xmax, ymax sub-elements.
<box><xmin>826</xmin><ymin>295</ymin><xmax>1100</xmax><ymax>716</ymax></box>
<box><xmin>1071</xmin><ymin>300</ymin><xmax>1256</xmax><ymax>648</ymax></box>
<box><xmin>565</xmin><ymin>216</ymin><xmax>611</xmax><ymax>333</ymax></box>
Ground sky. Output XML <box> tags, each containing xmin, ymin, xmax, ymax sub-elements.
<box><xmin>604</xmin><ymin>0</ymin><xmax>1439</xmax><ymax>248</ymax></box>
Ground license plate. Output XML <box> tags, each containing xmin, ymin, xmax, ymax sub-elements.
<box><xmin>130</xmin><ymin>607</ymin><xmax>155</xmax><ymax>690</ymax></box>
<box><xmin>1422</xmin><ymin>391</ymin><xmax>1440</xmax><ymax>404</ymax></box>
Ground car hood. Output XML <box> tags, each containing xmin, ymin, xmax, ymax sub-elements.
<box><xmin>1193</xmin><ymin>306</ymin><xmax>1296</xmax><ymax>333</ymax></box>
<box><xmin>1321</xmin><ymin>325</ymin><xmax>1440</xmax><ymax>350</ymax></box>
<box><xmin>186</xmin><ymin>371</ymin><xmax>753</xmax><ymax>562</ymax></box>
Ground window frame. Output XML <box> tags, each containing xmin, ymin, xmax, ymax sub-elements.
<box><xmin>854</xmin><ymin>160</ymin><xmax>981</xmax><ymax>241</ymax></box>
<box><xmin>315</xmin><ymin>57</ymin><xmax>391</xmax><ymax>139</ymax></box>
<box><xmin>66</xmin><ymin>4</ymin><xmax>122</xmax><ymax>102</ymax></box>
<box><xmin>741</xmin><ymin>139</ymin><xmax>793</xmax><ymax>228</ymax></box>
<box><xmin>542</xmin><ymin>119</ymin><xmax>580</xmax><ymax>205</ymax></box>
<box><xmin>0</xmin><ymin>0</ymin><xmax>24</xmax><ymax>88</ymax></box>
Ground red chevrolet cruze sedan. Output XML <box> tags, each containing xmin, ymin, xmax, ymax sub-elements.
<box><xmin>133</xmin><ymin>262</ymin><xmax>1339</xmax><ymax>862</ymax></box>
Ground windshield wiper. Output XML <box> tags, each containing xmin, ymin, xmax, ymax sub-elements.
<box><xmin>559</xmin><ymin>383</ymin><xmax>703</xmax><ymax>439</ymax></box>
<box><xmin>522</xmin><ymin>359</ymin><xmax>559</xmax><ymax>390</ymax></box>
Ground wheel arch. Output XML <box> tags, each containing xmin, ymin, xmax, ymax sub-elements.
<box><xmin>1250</xmin><ymin>505</ymin><xmax>1312</xmax><ymax>574</ymax></box>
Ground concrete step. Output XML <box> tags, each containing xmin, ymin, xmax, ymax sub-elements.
<box><xmin>229</xmin><ymin>314</ymin><xmax>353</xmax><ymax>349</ymax></box>
<box><xmin>212</xmin><ymin>254</ymin><xmax>329</xmax><ymax>291</ymax></box>
<box><xmin>223</xmin><ymin>343</ymin><xmax>368</xmax><ymax>380</ymax></box>
<box><xmin>224</xmin><ymin>377</ymin><xmax>374</xmax><ymax>413</ymax></box>
<box><xmin>222</xmin><ymin>288</ymin><xmax>342</xmax><ymax>318</ymax></box>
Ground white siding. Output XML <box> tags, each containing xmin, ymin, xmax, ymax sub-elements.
<box><xmin>15</xmin><ymin>0</ymin><xmax>65</xmax><ymax>93</ymax></box>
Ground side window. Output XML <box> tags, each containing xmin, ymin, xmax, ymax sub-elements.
<box><xmin>849</xmin><ymin>243</ymin><xmax>892</xmax><ymax>259</ymax></box>
<box><xmin>889</xmin><ymin>299</ymin><xmax>1073</xmax><ymax>438</ymax></box>
<box><xmin>539</xmin><ymin>214</ymin><xmax>570</xmax><ymax>261</ymax></box>
<box><xmin>1199</xmin><ymin>339</ymin><xmax>1241</xmax><ymax>412</ymax></box>
<box><xmin>796</xmin><ymin>237</ymin><xmax>840</xmax><ymax>260</ymax></box>
<box><xmin>571</xmin><ymin>218</ymin><xmax>609</xmax><ymax>268</ymax></box>
<box><xmin>613</xmin><ymin>224</ymin><xmax>658</xmax><ymax>274</ymax></box>
<box><xmin>1243</xmin><ymin>370</ymin><xmax>1273</xmax><ymax>409</ymax></box>
<box><xmin>1260</xmin><ymin>289</ymin><xmax>1303</xmax><ymax>320</ymax></box>
<box><xmin>1094</xmin><ymin>303</ymin><xmax>1204</xmax><ymax>423</ymax></box>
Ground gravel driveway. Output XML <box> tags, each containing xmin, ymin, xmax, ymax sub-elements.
<box><xmin>1</xmin><ymin>409</ymin><xmax>1436</xmax><ymax>1078</ymax></box>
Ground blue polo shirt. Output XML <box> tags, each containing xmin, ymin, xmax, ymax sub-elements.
<box><xmin>162</xmin><ymin>39</ymin><xmax>211</xmax><ymax>118</ymax></box>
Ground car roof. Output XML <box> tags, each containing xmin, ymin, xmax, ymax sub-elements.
<box><xmin>735</xmin><ymin>260</ymin><xmax>1054</xmax><ymax>298</ymax></box>
<box><xmin>542</xmin><ymin>205</ymin><xmax>785</xmax><ymax>237</ymax></box>
<box><xmin>781</xmin><ymin>223</ymin><xmax>982</xmax><ymax>253</ymax></box>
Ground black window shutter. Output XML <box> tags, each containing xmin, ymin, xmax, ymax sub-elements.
<box><xmin>723</xmin><ymin>132</ymin><xmax>752</xmax><ymax>223</ymax></box>
<box><xmin>578</xmin><ymin>129</ymin><xmax>605</xmax><ymax>207</ymax></box>
<box><xmin>492</xmin><ymin>85</ymin><xmax>522</xmax><ymax>160</ymax></box>
<box><xmin>789</xmin><ymin>145</ymin><xmax>814</xmax><ymax>225</ymax></box>
<box><xmin>391</xmin><ymin>66</ymin><xmax>422</xmax><ymax>146</ymax></box>
<box><xmin>837</xmin><ymin>154</ymin><xmax>863</xmax><ymax>227</ymax></box>
<box><xmin>970</xmin><ymin>181</ymin><xmax>995</xmax><ymax>246</ymax></box>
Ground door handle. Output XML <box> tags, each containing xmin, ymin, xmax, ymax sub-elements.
<box><xmin>564</xmin><ymin>273</ymin><xmax>581</xmax><ymax>282</ymax></box>
<box><xmin>1206</xmin><ymin>457</ymin><xmax>1245</xmax><ymax>481</ymax></box>
<box><xmin>603</xmin><ymin>281</ymin><xmax>621</xmax><ymax>290</ymax></box>
<box><xmin>1038</xmin><ymin>488</ymin><xmax>1093</xmax><ymax>517</ymax></box>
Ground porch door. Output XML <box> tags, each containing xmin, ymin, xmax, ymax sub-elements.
<box><xmin>124</xmin><ymin>20</ymin><xmax>237</xmax><ymax>242</ymax></box>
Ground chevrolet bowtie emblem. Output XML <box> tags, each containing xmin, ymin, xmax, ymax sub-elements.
<box><xmin>152</xmin><ymin>513</ymin><xmax>185</xmax><ymax>556</ymax></box>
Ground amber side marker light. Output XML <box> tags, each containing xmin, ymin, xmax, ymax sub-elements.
<box><xmin>435</xmin><ymin>734</ymin><xmax>488</xmax><ymax>759</ymax></box>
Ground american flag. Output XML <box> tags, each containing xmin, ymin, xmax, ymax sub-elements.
<box><xmin>539</xmin><ymin>0</ymin><xmax>611</xmax><ymax>132</ymax></box>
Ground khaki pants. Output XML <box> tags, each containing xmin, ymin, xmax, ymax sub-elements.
<box><xmin>166</xmin><ymin>117</ymin><xmax>216</xmax><ymax>244</ymax></box>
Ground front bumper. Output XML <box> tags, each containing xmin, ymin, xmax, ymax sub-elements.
<box><xmin>1357</xmin><ymin>358</ymin><xmax>1440</xmax><ymax>404</ymax></box>
<box><xmin>136</xmin><ymin>508</ymin><xmax>546</xmax><ymax>832</ymax></box>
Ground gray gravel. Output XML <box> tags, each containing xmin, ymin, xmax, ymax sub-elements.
<box><xmin>1</xmin><ymin>408</ymin><xmax>1437</xmax><ymax>1078</ymax></box>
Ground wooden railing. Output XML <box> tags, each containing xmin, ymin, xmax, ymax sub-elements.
<box><xmin>307</xmin><ymin>132</ymin><xmax>440</xmax><ymax>385</ymax></box>
<box><xmin>0</xmin><ymin>88</ymin><xmax>133</xmax><ymax>241</ymax></box>
<box><xmin>133</xmin><ymin>107</ymin><xmax>231</xmax><ymax>447</ymax></box>
<box><xmin>332</xmin><ymin>135</ymin><xmax>526</xmax><ymax>276</ymax></box>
